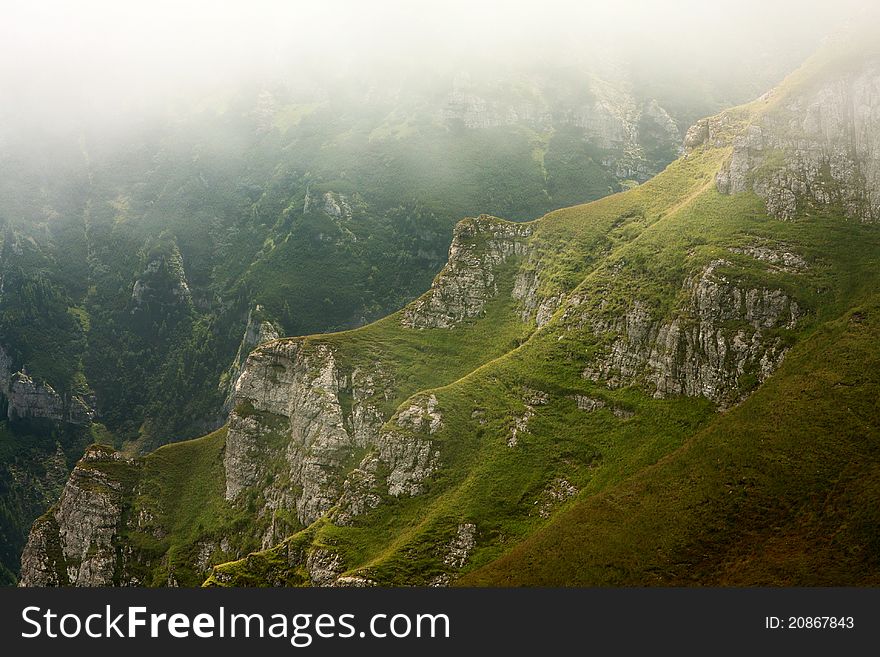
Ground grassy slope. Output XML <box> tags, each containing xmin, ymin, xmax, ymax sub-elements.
<box><xmin>114</xmin><ymin>146</ymin><xmax>720</xmax><ymax>587</ymax></box>
<box><xmin>457</xmin><ymin>42</ymin><xmax>880</xmax><ymax>584</ymax></box>
<box><xmin>462</xmin><ymin>296</ymin><xmax>880</xmax><ymax>586</ymax></box>
<box><xmin>207</xmin><ymin>132</ymin><xmax>880</xmax><ymax>585</ymax></box>
<box><xmin>200</xmin><ymin>139</ymin><xmax>812</xmax><ymax>583</ymax></box>
<box><xmin>78</xmin><ymin>48</ymin><xmax>880</xmax><ymax>585</ymax></box>
<box><xmin>347</xmin><ymin>201</ymin><xmax>877</xmax><ymax>585</ymax></box>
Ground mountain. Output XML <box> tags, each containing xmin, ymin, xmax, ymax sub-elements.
<box><xmin>18</xmin><ymin>34</ymin><xmax>880</xmax><ymax>587</ymax></box>
<box><xmin>0</xmin><ymin>65</ymin><xmax>700</xmax><ymax>585</ymax></box>
<box><xmin>0</xmin><ymin>46</ymin><xmax>807</xmax><ymax>585</ymax></box>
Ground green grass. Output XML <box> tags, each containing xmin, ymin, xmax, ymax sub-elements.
<box><xmin>87</xmin><ymin>141</ymin><xmax>726</xmax><ymax>587</ymax></box>
<box><xmin>200</xmin><ymin>121</ymin><xmax>880</xmax><ymax>586</ymax></box>
<box><xmin>462</xmin><ymin>297</ymin><xmax>880</xmax><ymax>586</ymax></box>
<box><xmin>29</xmin><ymin>40</ymin><xmax>880</xmax><ymax>587</ymax></box>
<box><xmin>114</xmin><ymin>427</ymin><xmax>271</xmax><ymax>586</ymax></box>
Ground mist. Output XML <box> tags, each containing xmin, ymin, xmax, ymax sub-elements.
<box><xmin>1</xmin><ymin>0</ymin><xmax>876</xmax><ymax>135</ymax></box>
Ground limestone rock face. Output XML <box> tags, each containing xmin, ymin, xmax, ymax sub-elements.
<box><xmin>306</xmin><ymin>547</ymin><xmax>344</xmax><ymax>586</ymax></box>
<box><xmin>302</xmin><ymin>188</ymin><xmax>356</xmax><ymax>220</ymax></box>
<box><xmin>402</xmin><ymin>216</ymin><xmax>533</xmax><ymax>328</ymax></box>
<box><xmin>536</xmin><ymin>478</ymin><xmax>579</xmax><ymax>518</ymax></box>
<box><xmin>220</xmin><ymin>305</ymin><xmax>282</xmax><ymax>412</ymax></box>
<box><xmin>716</xmin><ymin>61</ymin><xmax>880</xmax><ymax>222</ymax></box>
<box><xmin>222</xmin><ymin>331</ymin><xmax>449</xmax><ymax>559</ymax></box>
<box><xmin>224</xmin><ymin>335</ymin><xmax>437</xmax><ymax>532</ymax></box>
<box><xmin>580</xmin><ymin>260</ymin><xmax>801</xmax><ymax>407</ymax></box>
<box><xmin>374</xmin><ymin>423</ymin><xmax>439</xmax><ymax>498</ymax></box>
<box><xmin>728</xmin><ymin>243</ymin><xmax>808</xmax><ymax>272</ymax></box>
<box><xmin>19</xmin><ymin>446</ymin><xmax>137</xmax><ymax>586</ymax></box>
<box><xmin>318</xmin><ymin>192</ymin><xmax>352</xmax><ymax>220</ymax></box>
<box><xmin>574</xmin><ymin>395</ymin><xmax>606</xmax><ymax>412</ymax></box>
<box><xmin>684</xmin><ymin>113</ymin><xmax>739</xmax><ymax>152</ymax></box>
<box><xmin>513</xmin><ymin>264</ymin><xmax>563</xmax><ymax>328</ymax></box>
<box><xmin>333</xmin><ymin>458</ymin><xmax>382</xmax><ymax>527</ymax></box>
<box><xmin>224</xmin><ymin>341</ymin><xmax>355</xmax><ymax>527</ymax></box>
<box><xmin>331</xmin><ymin>394</ymin><xmax>443</xmax><ymax>511</ymax></box>
<box><xmin>442</xmin><ymin>523</ymin><xmax>476</xmax><ymax>569</ymax></box>
<box><xmin>0</xmin><ymin>345</ymin><xmax>94</xmax><ymax>425</ymax></box>
<box><xmin>7</xmin><ymin>372</ymin><xmax>64</xmax><ymax>421</ymax></box>
<box><xmin>396</xmin><ymin>394</ymin><xmax>442</xmax><ymax>435</ymax></box>
<box><xmin>17</xmin><ymin>513</ymin><xmax>67</xmax><ymax>586</ymax></box>
<box><xmin>507</xmin><ymin>388</ymin><xmax>549</xmax><ymax>448</ymax></box>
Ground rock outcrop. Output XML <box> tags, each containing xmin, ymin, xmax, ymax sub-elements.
<box><xmin>224</xmin><ymin>341</ymin><xmax>356</xmax><ymax>529</ymax></box>
<box><xmin>19</xmin><ymin>445</ymin><xmax>137</xmax><ymax>586</ymax></box>
<box><xmin>536</xmin><ymin>479</ymin><xmax>579</xmax><ymax>519</ymax></box>
<box><xmin>507</xmin><ymin>388</ymin><xmax>549</xmax><ymax>448</ymax></box>
<box><xmin>0</xmin><ymin>345</ymin><xmax>94</xmax><ymax>425</ymax></box>
<box><xmin>302</xmin><ymin>188</ymin><xmax>358</xmax><ymax>220</ymax></box>
<box><xmin>579</xmin><ymin>260</ymin><xmax>802</xmax><ymax>407</ymax></box>
<box><xmin>402</xmin><ymin>216</ymin><xmax>533</xmax><ymax>328</ymax></box>
<box><xmin>131</xmin><ymin>240</ymin><xmax>192</xmax><ymax>308</ymax></box>
<box><xmin>728</xmin><ymin>242</ymin><xmax>808</xmax><ymax>272</ymax></box>
<box><xmin>224</xmin><ymin>330</ymin><xmax>448</xmax><ymax>541</ymax></box>
<box><xmin>684</xmin><ymin>112</ymin><xmax>740</xmax><ymax>153</ymax></box>
<box><xmin>224</xmin><ymin>336</ymin><xmax>442</xmax><ymax>542</ymax></box>
<box><xmin>442</xmin><ymin>522</ymin><xmax>476</xmax><ymax>569</ymax></box>
<box><xmin>220</xmin><ymin>304</ymin><xmax>282</xmax><ymax>412</ymax></box>
<box><xmin>716</xmin><ymin>60</ymin><xmax>880</xmax><ymax>222</ymax></box>
<box><xmin>513</xmin><ymin>263</ymin><xmax>564</xmax><ymax>327</ymax></box>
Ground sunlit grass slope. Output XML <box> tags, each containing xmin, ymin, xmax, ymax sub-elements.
<box><xmin>89</xmin><ymin>147</ymin><xmax>727</xmax><ymax>586</ymax></box>
<box><xmin>65</xmin><ymin>48</ymin><xmax>880</xmax><ymax>585</ymax></box>
<box><xmin>204</xmin><ymin>123</ymin><xmax>880</xmax><ymax>586</ymax></box>
<box><xmin>462</xmin><ymin>296</ymin><xmax>880</xmax><ymax>586</ymax></box>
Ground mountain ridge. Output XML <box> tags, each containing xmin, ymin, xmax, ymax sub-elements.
<box><xmin>18</xmin><ymin>37</ymin><xmax>880</xmax><ymax>587</ymax></box>
<box><xmin>1</xmin><ymin>61</ymin><xmax>715</xmax><ymax>584</ymax></box>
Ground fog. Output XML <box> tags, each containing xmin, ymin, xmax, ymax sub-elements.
<box><xmin>0</xmin><ymin>0</ymin><xmax>876</xmax><ymax>132</ymax></box>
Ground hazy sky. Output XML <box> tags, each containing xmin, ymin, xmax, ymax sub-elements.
<box><xmin>0</xmin><ymin>0</ymin><xmax>875</xmax><ymax>128</ymax></box>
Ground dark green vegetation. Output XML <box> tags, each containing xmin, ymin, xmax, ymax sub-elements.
<box><xmin>95</xmin><ymin>43</ymin><xmax>880</xmax><ymax>586</ymax></box>
<box><xmin>9</xmin><ymin>28</ymin><xmax>878</xmax><ymax>586</ymax></box>
<box><xmin>0</xmin><ymin>420</ymin><xmax>93</xmax><ymax>584</ymax></box>
<box><xmin>2</xmin><ymin>61</ymin><xmax>772</xmax><ymax>582</ymax></box>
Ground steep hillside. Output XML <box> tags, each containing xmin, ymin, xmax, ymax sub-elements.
<box><xmin>463</xmin><ymin>295</ymin><xmax>880</xmax><ymax>585</ymax></box>
<box><xmin>19</xmin><ymin>146</ymin><xmax>726</xmax><ymax>586</ymax></box>
<box><xmin>0</xmin><ymin>65</ymin><xmax>703</xmax><ymax>584</ymax></box>
<box><xmin>19</xmin><ymin>37</ymin><xmax>880</xmax><ymax>587</ymax></box>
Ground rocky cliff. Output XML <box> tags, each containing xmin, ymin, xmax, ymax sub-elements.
<box><xmin>18</xmin><ymin>445</ymin><xmax>136</xmax><ymax>586</ymax></box>
<box><xmin>131</xmin><ymin>239</ymin><xmax>192</xmax><ymax>309</ymax></box>
<box><xmin>402</xmin><ymin>216</ymin><xmax>534</xmax><ymax>328</ymax></box>
<box><xmin>19</xmin><ymin>43</ymin><xmax>880</xmax><ymax>588</ymax></box>
<box><xmin>220</xmin><ymin>305</ymin><xmax>282</xmax><ymax>413</ymax></box>
<box><xmin>714</xmin><ymin>58</ymin><xmax>880</xmax><ymax>222</ymax></box>
<box><xmin>0</xmin><ymin>345</ymin><xmax>94</xmax><ymax>426</ymax></box>
<box><xmin>577</xmin><ymin>257</ymin><xmax>802</xmax><ymax>408</ymax></box>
